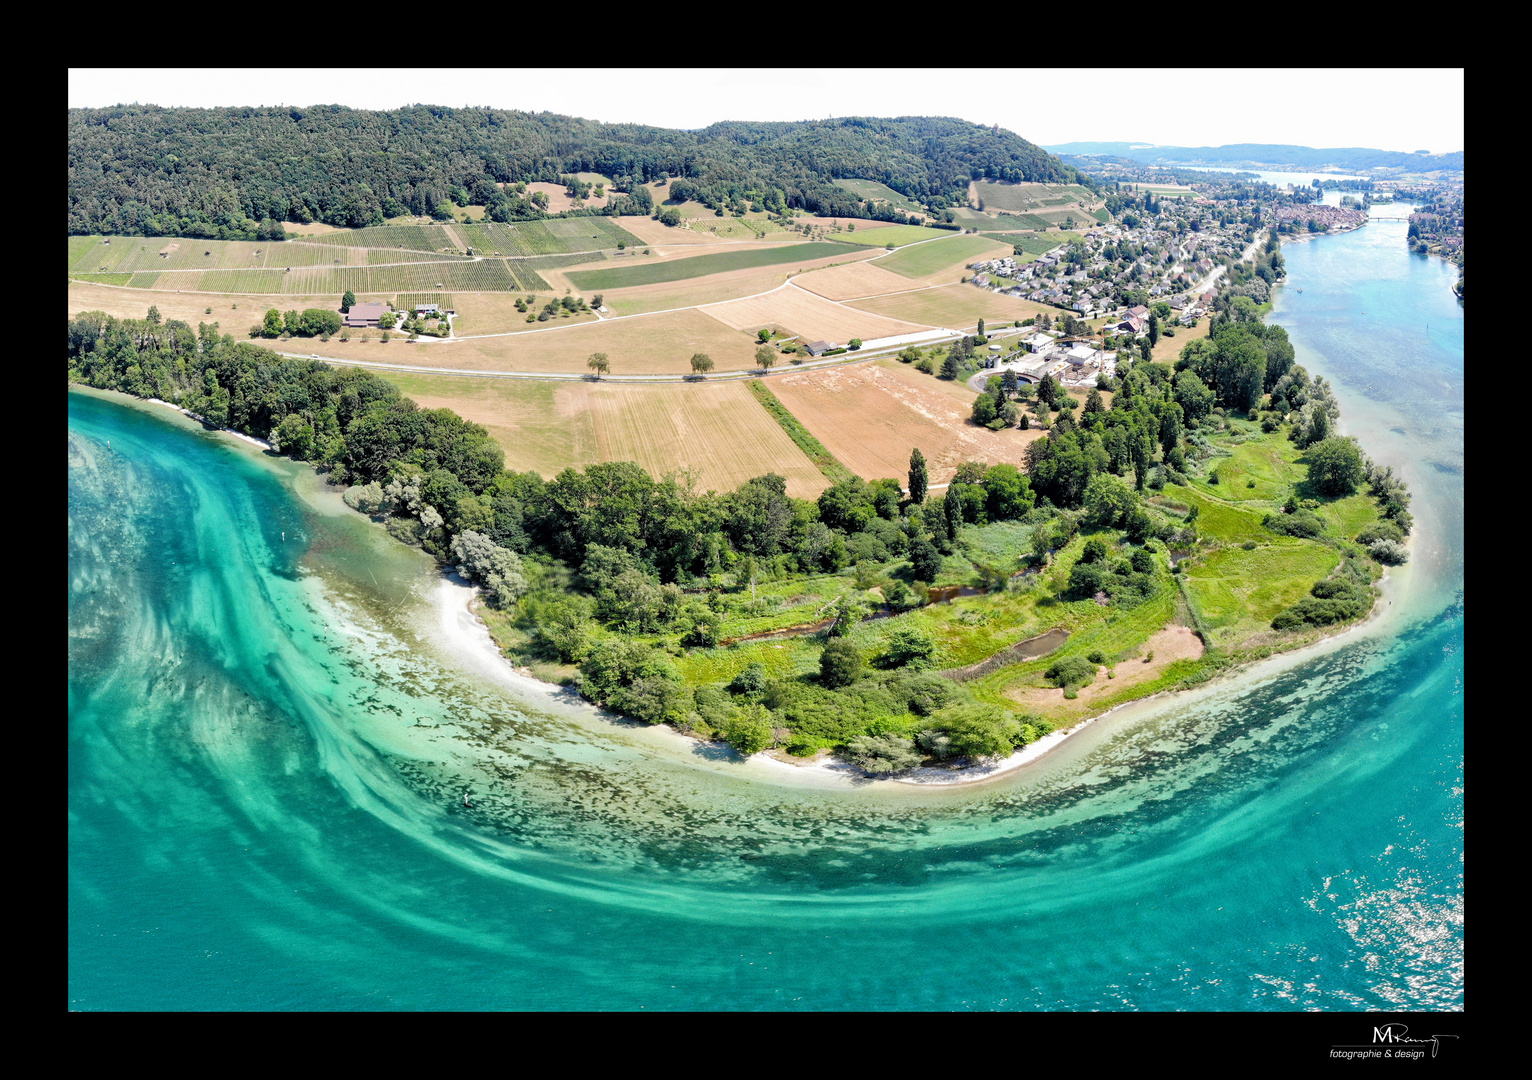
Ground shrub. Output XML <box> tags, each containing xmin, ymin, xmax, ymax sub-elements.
<box><xmin>720</xmin><ymin>703</ymin><xmax>774</xmax><ymax>755</ymax></box>
<box><xmin>1356</xmin><ymin>521</ymin><xmax>1405</xmax><ymax>545</ymax></box>
<box><xmin>1045</xmin><ymin>655</ymin><xmax>1097</xmax><ymax>688</ymax></box>
<box><xmin>1368</xmin><ymin>539</ymin><xmax>1410</xmax><ymax>565</ymax></box>
<box><xmin>1263</xmin><ymin>509</ymin><xmax>1324</xmax><ymax>538</ymax></box>
<box><xmin>846</xmin><ymin>733</ymin><xmax>922</xmax><ymax>774</ymax></box>
<box><xmin>1085</xmin><ymin>650</ymin><xmax>1105</xmax><ymax>665</ymax></box>
<box><xmin>819</xmin><ymin>639</ymin><xmax>864</xmax><ymax>688</ymax></box>
<box><xmin>729</xmin><ymin>662</ymin><xmax>770</xmax><ymax>695</ymax></box>
<box><xmin>882</xmin><ymin>628</ymin><xmax>937</xmax><ymax>669</ymax></box>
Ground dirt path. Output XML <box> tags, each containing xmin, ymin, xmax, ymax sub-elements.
<box><xmin>1005</xmin><ymin>625</ymin><xmax>1205</xmax><ymax>715</ymax></box>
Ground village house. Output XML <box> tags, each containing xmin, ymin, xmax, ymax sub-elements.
<box><xmin>344</xmin><ymin>301</ymin><xmax>387</xmax><ymax>328</ymax></box>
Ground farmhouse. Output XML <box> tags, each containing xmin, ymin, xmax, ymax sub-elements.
<box><xmin>345</xmin><ymin>302</ymin><xmax>387</xmax><ymax>328</ymax></box>
<box><xmin>414</xmin><ymin>303</ymin><xmax>441</xmax><ymax>316</ymax></box>
<box><xmin>804</xmin><ymin>340</ymin><xmax>835</xmax><ymax>357</ymax></box>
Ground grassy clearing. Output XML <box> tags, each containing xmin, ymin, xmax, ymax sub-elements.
<box><xmin>747</xmin><ymin>380</ymin><xmax>857</xmax><ymax>485</ymax></box>
<box><xmin>829</xmin><ymin>224</ymin><xmax>957</xmax><ymax>248</ymax></box>
<box><xmin>831</xmin><ymin>179</ymin><xmax>926</xmax><ymax>214</ymax></box>
<box><xmin>974</xmin><ymin>181</ymin><xmax>1094</xmax><ymax>213</ymax></box>
<box><xmin>565</xmin><ymin>243</ymin><xmax>858</xmax><ymax>291</ymax></box>
<box><xmin>876</xmin><ymin>234</ymin><xmax>1010</xmax><ymax>280</ymax></box>
<box><xmin>1185</xmin><ymin>543</ymin><xmax>1341</xmax><ymax>644</ymax></box>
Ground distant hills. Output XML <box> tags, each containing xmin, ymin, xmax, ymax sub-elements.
<box><xmin>68</xmin><ymin>105</ymin><xmax>1080</xmax><ymax>237</ymax></box>
<box><xmin>1045</xmin><ymin>142</ymin><xmax>1463</xmax><ymax>172</ymax></box>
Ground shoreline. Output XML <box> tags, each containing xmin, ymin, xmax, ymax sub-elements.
<box><xmin>143</xmin><ymin>397</ymin><xmax>274</xmax><ymax>450</ymax></box>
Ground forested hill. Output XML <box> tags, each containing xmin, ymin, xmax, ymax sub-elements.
<box><xmin>68</xmin><ymin>105</ymin><xmax>1080</xmax><ymax>237</ymax></box>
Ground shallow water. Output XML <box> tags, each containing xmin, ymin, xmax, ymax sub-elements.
<box><xmin>68</xmin><ymin>214</ymin><xmax>1462</xmax><ymax>1010</ymax></box>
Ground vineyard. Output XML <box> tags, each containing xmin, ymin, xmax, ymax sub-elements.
<box><xmin>566</xmin><ymin>242</ymin><xmax>858</xmax><ymax>291</ymax></box>
<box><xmin>456</xmin><ymin>218</ymin><xmax>642</xmax><ymax>257</ymax></box>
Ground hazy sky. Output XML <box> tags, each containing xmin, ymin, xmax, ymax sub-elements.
<box><xmin>68</xmin><ymin>69</ymin><xmax>1464</xmax><ymax>153</ymax></box>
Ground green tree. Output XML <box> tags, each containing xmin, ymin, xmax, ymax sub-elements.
<box><xmin>1306</xmin><ymin>436</ymin><xmax>1366</xmax><ymax>496</ymax></box>
<box><xmin>755</xmin><ymin>345</ymin><xmax>775</xmax><ymax>370</ymax></box>
<box><xmin>757</xmin><ymin>328</ymin><xmax>771</xmax><ymax>343</ymax></box>
<box><xmin>261</xmin><ymin>308</ymin><xmax>284</xmax><ymax>338</ymax></box>
<box><xmin>587</xmin><ymin>352</ymin><xmax>610</xmax><ymax>378</ymax></box>
<box><xmin>940</xmin><ymin>350</ymin><xmax>961</xmax><ymax>379</ymax></box>
<box><xmin>721</xmin><ymin>703</ymin><xmax>773</xmax><ymax>755</ymax></box>
<box><xmin>341</xmin><ymin>290</ymin><xmax>356</xmax><ymax>313</ymax></box>
<box><xmin>908</xmin><ymin>447</ymin><xmax>928</xmax><ymax>504</ymax></box>
<box><xmin>819</xmin><ymin>638</ymin><xmax>864</xmax><ymax>688</ymax></box>
<box><xmin>976</xmin><ymin>317</ymin><xmax>985</xmax><ymax>338</ymax></box>
<box><xmin>690</xmin><ymin>352</ymin><xmax>714</xmax><ymax>376</ymax></box>
<box><xmin>909</xmin><ymin>536</ymin><xmax>942</xmax><ymax>583</ymax></box>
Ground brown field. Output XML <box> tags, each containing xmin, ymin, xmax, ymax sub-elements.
<box><xmin>1005</xmin><ymin>626</ymin><xmax>1204</xmax><ymax>718</ymax></box>
<box><xmin>702</xmin><ymin>285</ymin><xmax>928</xmax><ymax>343</ymax></box>
<box><xmin>277</xmin><ymin>221</ymin><xmax>347</xmax><ymax>236</ymax></box>
<box><xmin>598</xmin><ymin>268</ymin><xmax>796</xmax><ymax>317</ymax></box>
<box><xmin>847</xmin><ymin>282</ymin><xmax>1051</xmax><ymax>330</ymax></box>
<box><xmin>614</xmin><ymin>216</ymin><xmax>736</xmax><ymax>247</ymax></box>
<box><xmin>1150</xmin><ymin>317</ymin><xmax>1209</xmax><ymax>364</ymax></box>
<box><xmin>449</xmin><ymin>293</ymin><xmax>600</xmax><ymax>336</ymax></box>
<box><xmin>67</xmin><ymin>281</ymin><xmax>365</xmax><ymax>327</ymax></box>
<box><xmin>306</xmin><ymin>307</ymin><xmax>761</xmax><ymax>374</ymax></box>
<box><xmin>386</xmin><ymin>373</ymin><xmax>826</xmax><ymax>498</ymax></box>
<box><xmin>792</xmin><ymin>261</ymin><xmax>919</xmax><ymax>301</ymax></box>
<box><xmin>768</xmin><ymin>364</ymin><xmax>1047</xmax><ymax>486</ymax></box>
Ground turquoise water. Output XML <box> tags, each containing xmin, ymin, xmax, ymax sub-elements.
<box><xmin>68</xmin><ymin>215</ymin><xmax>1462</xmax><ymax>1010</ymax></box>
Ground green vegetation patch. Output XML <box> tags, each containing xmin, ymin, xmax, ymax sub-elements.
<box><xmin>831</xmin><ymin>179</ymin><xmax>926</xmax><ymax>214</ymax></box>
<box><xmin>877</xmin><ymin>234</ymin><xmax>1005</xmax><ymax>279</ymax></box>
<box><xmin>70</xmin><ymin>272</ymin><xmax>134</xmax><ymax>287</ymax></box>
<box><xmin>1184</xmin><ymin>543</ymin><xmax>1341</xmax><ymax>639</ymax></box>
<box><xmin>566</xmin><ymin>243</ymin><xmax>854</xmax><ymax>291</ymax></box>
<box><xmin>833</xmin><ymin>224</ymin><xmax>958</xmax><ymax>248</ymax></box>
<box><xmin>305</xmin><ymin>225</ymin><xmax>457</xmax><ymax>252</ymax></box>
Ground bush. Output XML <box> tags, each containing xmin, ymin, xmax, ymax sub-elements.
<box><xmin>882</xmin><ymin>628</ymin><xmax>937</xmax><ymax>669</ymax></box>
<box><xmin>846</xmin><ymin>733</ymin><xmax>922</xmax><ymax>774</ymax></box>
<box><xmin>729</xmin><ymin>662</ymin><xmax>770</xmax><ymax>695</ymax></box>
<box><xmin>720</xmin><ymin>703</ymin><xmax>774</xmax><ymax>755</ymax></box>
<box><xmin>819</xmin><ymin>639</ymin><xmax>864</xmax><ymax>688</ymax></box>
<box><xmin>1356</xmin><ymin>521</ymin><xmax>1405</xmax><ymax>545</ymax></box>
<box><xmin>1264</xmin><ymin>509</ymin><xmax>1324</xmax><ymax>538</ymax></box>
<box><xmin>1270</xmin><ymin>578</ymin><xmax>1373</xmax><ymax>630</ymax></box>
<box><xmin>1045</xmin><ymin>655</ymin><xmax>1097</xmax><ymax>688</ymax></box>
<box><xmin>1085</xmin><ymin>650</ymin><xmax>1105</xmax><ymax>665</ymax></box>
<box><xmin>1368</xmin><ymin>539</ymin><xmax>1410</xmax><ymax>565</ymax></box>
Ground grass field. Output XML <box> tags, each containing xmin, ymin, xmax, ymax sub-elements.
<box><xmin>703</xmin><ymin>285</ymin><xmax>928</xmax><ymax>343</ymax></box>
<box><xmin>447</xmin><ymin>293</ymin><xmax>598</xmax><ymax>335</ymax></box>
<box><xmin>66</xmin><ymin>236</ymin><xmax>472</xmax><ymax>274</ymax></box>
<box><xmin>875</xmin><ymin>234</ymin><xmax>1011</xmax><ymax>281</ymax></box>
<box><xmin>831</xmin><ymin>179</ymin><xmax>926</xmax><ymax>214</ymax></box>
<box><xmin>615</xmin><ymin>216</ymin><xmax>735</xmax><ymax>246</ymax></box>
<box><xmin>565</xmin><ymin>243</ymin><xmax>862</xmax><ymax>291</ymax></box>
<box><xmin>68</xmin><ymin>281</ymin><xmax>348</xmax><ymax>326</ymax></box>
<box><xmin>380</xmin><ymin>373</ymin><xmax>826</xmax><ymax>498</ymax></box>
<box><xmin>847</xmin><ymin>282</ymin><xmax>1049</xmax><ymax>329</ymax></box>
<box><xmin>767</xmin><ymin>363</ymin><xmax>1042</xmax><ymax>486</ymax></box>
<box><xmin>982</xmin><ymin>232</ymin><xmax>1065</xmax><ymax>256</ymax></box>
<box><xmin>1183</xmin><ymin>543</ymin><xmax>1341</xmax><ymax>645</ymax></box>
<box><xmin>827</xmin><ymin>224</ymin><xmax>956</xmax><ymax>248</ymax></box>
<box><xmin>100</xmin><ymin>259</ymin><xmax>524</xmax><ymax>296</ymax></box>
<box><xmin>598</xmin><ymin>269</ymin><xmax>795</xmax><ymax>318</ymax></box>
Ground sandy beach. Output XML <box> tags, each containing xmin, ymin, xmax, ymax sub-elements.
<box><xmin>145</xmin><ymin>397</ymin><xmax>274</xmax><ymax>450</ymax></box>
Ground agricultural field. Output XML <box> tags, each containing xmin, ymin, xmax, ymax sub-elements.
<box><xmin>597</xmin><ymin>269</ymin><xmax>797</xmax><ymax>318</ymax></box>
<box><xmin>848</xmin><ymin>282</ymin><xmax>1050</xmax><ymax>329</ymax></box>
<box><xmin>702</xmin><ymin>285</ymin><xmax>927</xmax><ymax>344</ymax></box>
<box><xmin>276</xmin><ymin>221</ymin><xmax>346</xmax><ymax>236</ymax></box>
<box><xmin>874</xmin><ymin>234</ymin><xmax>1011</xmax><ymax>282</ymax></box>
<box><xmin>523</xmin><ymin>181</ymin><xmax>613</xmax><ymax>214</ymax></box>
<box><xmin>65</xmin><ymin>236</ymin><xmax>471</xmax><ymax>274</ymax></box>
<box><xmin>377</xmin><ymin>373</ymin><xmax>827</xmax><ymax>499</ymax></box>
<box><xmin>67</xmin><ymin>280</ymin><xmax>345</xmax><ymax>327</ymax></box>
<box><xmin>829</xmin><ymin>224</ymin><xmax>957</xmax><ymax>248</ymax></box>
<box><xmin>455</xmin><ymin>218</ymin><xmax>642</xmax><ymax>257</ymax></box>
<box><xmin>679</xmin><ymin>214</ymin><xmax>788</xmax><ymax>242</ymax></box>
<box><xmin>306</xmin><ymin>306</ymin><xmax>760</xmax><ymax>375</ymax></box>
<box><xmin>792</xmin><ymin>261</ymin><xmax>920</xmax><ymax>301</ymax></box>
<box><xmin>616</xmin><ymin>216</ymin><xmax>736</xmax><ymax>246</ymax></box>
<box><xmin>447</xmin><ymin>293</ymin><xmax>599</xmax><ymax>335</ymax></box>
<box><xmin>979</xmin><ymin>232</ymin><xmax>1064</xmax><ymax>257</ymax></box>
<box><xmin>973</xmin><ymin>181</ymin><xmax>1094</xmax><ymax>213</ymax></box>
<box><xmin>1149</xmin><ymin>318</ymin><xmax>1209</xmax><ymax>364</ymax></box>
<box><xmin>831</xmin><ymin>179</ymin><xmax>927</xmax><ymax>215</ymax></box>
<box><xmin>96</xmin><ymin>258</ymin><xmax>525</xmax><ymax>296</ymax></box>
<box><xmin>767</xmin><ymin>363</ymin><xmax>1042</xmax><ymax>485</ymax></box>
<box><xmin>304</xmin><ymin>225</ymin><xmax>461</xmax><ymax>252</ymax></box>
<box><xmin>565</xmin><ymin>242</ymin><xmax>863</xmax><ymax>291</ymax></box>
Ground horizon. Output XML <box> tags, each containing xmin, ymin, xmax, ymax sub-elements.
<box><xmin>66</xmin><ymin>69</ymin><xmax>1465</xmax><ymax>156</ymax></box>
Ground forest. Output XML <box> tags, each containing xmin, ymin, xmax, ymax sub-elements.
<box><xmin>68</xmin><ymin>106</ymin><xmax>1080</xmax><ymax>238</ymax></box>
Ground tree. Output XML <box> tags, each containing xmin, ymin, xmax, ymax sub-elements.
<box><xmin>883</xmin><ymin>628</ymin><xmax>936</xmax><ymax>669</ymax></box>
<box><xmin>755</xmin><ymin>345</ymin><xmax>776</xmax><ymax>370</ymax></box>
<box><xmin>341</xmin><ymin>290</ymin><xmax>356</xmax><ymax>313</ymax></box>
<box><xmin>587</xmin><ymin>352</ymin><xmax>610</xmax><ymax>378</ymax></box>
<box><xmin>819</xmin><ymin>638</ymin><xmax>864</xmax><ymax>688</ymax></box>
<box><xmin>378</xmin><ymin>312</ymin><xmax>396</xmax><ymax>330</ymax></box>
<box><xmin>908</xmin><ymin>447</ymin><xmax>928</xmax><ymax>504</ymax></box>
<box><xmin>940</xmin><ymin>350</ymin><xmax>960</xmax><ymax>379</ymax></box>
<box><xmin>1037</xmin><ymin>373</ymin><xmax>1060</xmax><ymax>408</ymax></box>
<box><xmin>757</xmin><ymin>328</ymin><xmax>772</xmax><ymax>343</ymax></box>
<box><xmin>262</xmin><ymin>308</ymin><xmax>284</xmax><ymax>338</ymax></box>
<box><xmin>908</xmin><ymin>536</ymin><xmax>942</xmax><ymax>584</ymax></box>
<box><xmin>690</xmin><ymin>352</ymin><xmax>714</xmax><ymax>376</ymax></box>
<box><xmin>146</xmin><ymin>305</ymin><xmax>161</xmax><ymax>325</ymax></box>
<box><xmin>721</xmin><ymin>703</ymin><xmax>773</xmax><ymax>755</ymax></box>
<box><xmin>848</xmin><ymin>337</ymin><xmax>863</xmax><ymax>350</ymax></box>
<box><xmin>1306</xmin><ymin>436</ymin><xmax>1366</xmax><ymax>496</ymax></box>
<box><xmin>976</xmin><ymin>317</ymin><xmax>985</xmax><ymax>338</ymax></box>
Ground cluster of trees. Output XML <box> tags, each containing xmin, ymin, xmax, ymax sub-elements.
<box><xmin>252</xmin><ymin>307</ymin><xmax>344</xmax><ymax>339</ymax></box>
<box><xmin>1175</xmin><ymin>317</ymin><xmax>1296</xmax><ymax>413</ymax></box>
<box><xmin>69</xmin><ymin>105</ymin><xmax>1078</xmax><ymax>237</ymax></box>
<box><xmin>1271</xmin><ymin>574</ymin><xmax>1373</xmax><ymax>631</ymax></box>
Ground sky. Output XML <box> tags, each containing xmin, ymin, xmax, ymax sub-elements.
<box><xmin>67</xmin><ymin>69</ymin><xmax>1464</xmax><ymax>154</ymax></box>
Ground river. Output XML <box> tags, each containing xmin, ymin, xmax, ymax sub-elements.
<box><xmin>68</xmin><ymin>210</ymin><xmax>1462</xmax><ymax>1010</ymax></box>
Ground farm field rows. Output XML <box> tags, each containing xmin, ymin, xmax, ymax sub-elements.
<box><xmin>973</xmin><ymin>181</ymin><xmax>1095</xmax><ymax>212</ymax></box>
<box><xmin>598</xmin><ymin>268</ymin><xmax>795</xmax><ymax>317</ymax></box>
<box><xmin>67</xmin><ymin>280</ymin><xmax>343</xmax><ymax>326</ymax></box>
<box><xmin>380</xmin><ymin>372</ymin><xmax>827</xmax><ymax>498</ymax></box>
<box><xmin>847</xmin><ymin>282</ymin><xmax>1048</xmax><ymax>329</ymax></box>
<box><xmin>874</xmin><ymin>234</ymin><xmax>1012</xmax><ymax>281</ymax></box>
<box><xmin>767</xmin><ymin>364</ymin><xmax>1045</xmax><ymax>486</ymax></box>
<box><xmin>702</xmin><ymin>285</ymin><xmax>927</xmax><ymax>343</ymax></box>
<box><xmin>77</xmin><ymin>259</ymin><xmax>527</xmax><ymax>295</ymax></box>
<box><xmin>565</xmin><ymin>242</ymin><xmax>864</xmax><ymax>291</ymax></box>
<box><xmin>455</xmin><ymin>218</ymin><xmax>641</xmax><ymax>257</ymax></box>
<box><xmin>66</xmin><ymin>236</ymin><xmax>469</xmax><ymax>273</ymax></box>
<box><xmin>304</xmin><ymin>225</ymin><xmax>461</xmax><ymax>252</ymax></box>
